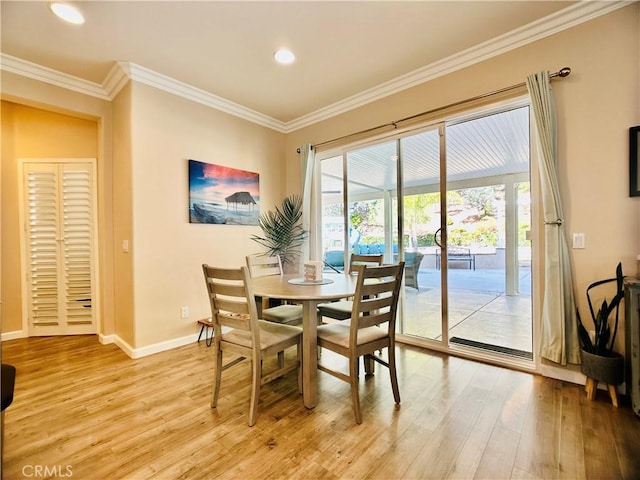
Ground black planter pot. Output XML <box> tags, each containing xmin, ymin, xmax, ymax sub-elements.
<box><xmin>581</xmin><ymin>349</ymin><xmax>624</xmax><ymax>385</ymax></box>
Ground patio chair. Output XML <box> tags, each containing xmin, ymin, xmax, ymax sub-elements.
<box><xmin>324</xmin><ymin>250</ymin><xmax>345</xmax><ymax>272</ymax></box>
<box><xmin>316</xmin><ymin>262</ymin><xmax>405</xmax><ymax>423</ymax></box>
<box><xmin>404</xmin><ymin>251</ymin><xmax>424</xmax><ymax>289</ymax></box>
<box><xmin>317</xmin><ymin>254</ymin><xmax>383</xmax><ymax>322</ymax></box>
<box><xmin>246</xmin><ymin>255</ymin><xmax>303</xmax><ymax>326</ymax></box>
<box><xmin>202</xmin><ymin>264</ymin><xmax>302</xmax><ymax>426</ymax></box>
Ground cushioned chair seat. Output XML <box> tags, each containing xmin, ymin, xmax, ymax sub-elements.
<box><xmin>260</xmin><ymin>305</ymin><xmax>305</xmax><ymax>326</ymax></box>
<box><xmin>223</xmin><ymin>320</ymin><xmax>303</xmax><ymax>349</ymax></box>
<box><xmin>317</xmin><ymin>322</ymin><xmax>387</xmax><ymax>348</ymax></box>
<box><xmin>246</xmin><ymin>255</ymin><xmax>303</xmax><ymax>326</ymax></box>
<box><xmin>317</xmin><ymin>254</ymin><xmax>383</xmax><ymax>323</ymax></box>
<box><xmin>316</xmin><ymin>300</ymin><xmax>353</xmax><ymax>321</ymax></box>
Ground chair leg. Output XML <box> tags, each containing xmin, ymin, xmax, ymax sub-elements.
<box><xmin>364</xmin><ymin>354</ymin><xmax>375</xmax><ymax>375</ymax></box>
<box><xmin>211</xmin><ymin>344</ymin><xmax>223</xmax><ymax>408</ymax></box>
<box><xmin>349</xmin><ymin>355</ymin><xmax>362</xmax><ymax>424</ymax></box>
<box><xmin>388</xmin><ymin>346</ymin><xmax>401</xmax><ymax>404</ymax></box>
<box><xmin>248</xmin><ymin>356</ymin><xmax>262</xmax><ymax>427</ymax></box>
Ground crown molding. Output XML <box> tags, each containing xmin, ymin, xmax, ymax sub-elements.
<box><xmin>284</xmin><ymin>0</ymin><xmax>633</xmax><ymax>132</ymax></box>
<box><xmin>0</xmin><ymin>54</ymin><xmax>287</xmax><ymax>132</ymax></box>
<box><xmin>0</xmin><ymin>53</ymin><xmax>110</xmax><ymax>100</ymax></box>
<box><xmin>116</xmin><ymin>62</ymin><xmax>287</xmax><ymax>132</ymax></box>
<box><xmin>1</xmin><ymin>1</ymin><xmax>631</xmax><ymax>133</ymax></box>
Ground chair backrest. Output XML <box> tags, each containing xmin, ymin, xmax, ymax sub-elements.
<box><xmin>404</xmin><ymin>251</ymin><xmax>424</xmax><ymax>267</ymax></box>
<box><xmin>246</xmin><ymin>255</ymin><xmax>284</xmax><ymax>278</ymax></box>
<box><xmin>202</xmin><ymin>264</ymin><xmax>259</xmax><ymax>347</ymax></box>
<box><xmin>348</xmin><ymin>253</ymin><xmax>383</xmax><ymax>274</ymax></box>
<box><xmin>349</xmin><ymin>262</ymin><xmax>405</xmax><ymax>335</ymax></box>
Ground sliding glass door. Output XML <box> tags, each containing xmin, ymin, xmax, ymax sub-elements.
<box><xmin>319</xmin><ymin>103</ymin><xmax>533</xmax><ymax>364</ymax></box>
<box><xmin>443</xmin><ymin>108</ymin><xmax>532</xmax><ymax>359</ymax></box>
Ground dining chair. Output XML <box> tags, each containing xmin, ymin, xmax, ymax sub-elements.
<box><xmin>202</xmin><ymin>264</ymin><xmax>302</xmax><ymax>427</ymax></box>
<box><xmin>246</xmin><ymin>255</ymin><xmax>304</xmax><ymax>326</ymax></box>
<box><xmin>316</xmin><ymin>253</ymin><xmax>383</xmax><ymax>322</ymax></box>
<box><xmin>316</xmin><ymin>262</ymin><xmax>404</xmax><ymax>424</ymax></box>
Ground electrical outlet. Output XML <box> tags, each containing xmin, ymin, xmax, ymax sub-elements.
<box><xmin>181</xmin><ymin>306</ymin><xmax>189</xmax><ymax>319</ymax></box>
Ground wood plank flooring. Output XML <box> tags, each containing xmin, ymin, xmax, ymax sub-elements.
<box><xmin>2</xmin><ymin>335</ymin><xmax>640</xmax><ymax>479</ymax></box>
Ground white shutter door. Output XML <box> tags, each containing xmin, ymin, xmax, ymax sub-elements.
<box><xmin>61</xmin><ymin>164</ymin><xmax>95</xmax><ymax>329</ymax></box>
<box><xmin>24</xmin><ymin>161</ymin><xmax>97</xmax><ymax>335</ymax></box>
<box><xmin>25</xmin><ymin>164</ymin><xmax>61</xmax><ymax>329</ymax></box>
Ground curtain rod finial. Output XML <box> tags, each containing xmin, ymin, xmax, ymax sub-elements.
<box><xmin>558</xmin><ymin>67</ymin><xmax>571</xmax><ymax>77</ymax></box>
<box><xmin>296</xmin><ymin>145</ymin><xmax>314</xmax><ymax>154</ymax></box>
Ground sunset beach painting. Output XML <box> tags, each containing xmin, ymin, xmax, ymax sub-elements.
<box><xmin>188</xmin><ymin>159</ymin><xmax>260</xmax><ymax>225</ymax></box>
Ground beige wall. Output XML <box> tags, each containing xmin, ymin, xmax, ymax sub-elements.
<box><xmin>112</xmin><ymin>84</ymin><xmax>135</xmax><ymax>346</ymax></box>
<box><xmin>127</xmin><ymin>82</ymin><xmax>285</xmax><ymax>349</ymax></box>
<box><xmin>286</xmin><ymin>5</ymin><xmax>640</xmax><ymax>348</ymax></box>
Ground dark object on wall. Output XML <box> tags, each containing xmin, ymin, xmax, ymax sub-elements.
<box><xmin>629</xmin><ymin>126</ymin><xmax>640</xmax><ymax>196</ymax></box>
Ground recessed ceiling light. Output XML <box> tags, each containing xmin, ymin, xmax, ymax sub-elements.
<box><xmin>49</xmin><ymin>2</ymin><xmax>85</xmax><ymax>25</ymax></box>
<box><xmin>274</xmin><ymin>49</ymin><xmax>295</xmax><ymax>65</ymax></box>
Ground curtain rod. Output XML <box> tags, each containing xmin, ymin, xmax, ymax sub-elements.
<box><xmin>297</xmin><ymin>67</ymin><xmax>571</xmax><ymax>153</ymax></box>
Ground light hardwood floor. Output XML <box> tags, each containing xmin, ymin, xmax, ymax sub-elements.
<box><xmin>2</xmin><ymin>335</ymin><xmax>640</xmax><ymax>479</ymax></box>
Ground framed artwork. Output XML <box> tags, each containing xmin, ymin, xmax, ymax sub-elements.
<box><xmin>188</xmin><ymin>159</ymin><xmax>260</xmax><ymax>225</ymax></box>
<box><xmin>630</xmin><ymin>126</ymin><xmax>640</xmax><ymax>197</ymax></box>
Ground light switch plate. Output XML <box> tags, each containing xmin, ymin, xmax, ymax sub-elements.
<box><xmin>572</xmin><ymin>233</ymin><xmax>585</xmax><ymax>249</ymax></box>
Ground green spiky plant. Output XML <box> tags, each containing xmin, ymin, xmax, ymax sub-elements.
<box><xmin>251</xmin><ymin>194</ymin><xmax>307</xmax><ymax>267</ymax></box>
<box><xmin>577</xmin><ymin>262</ymin><xmax>624</xmax><ymax>355</ymax></box>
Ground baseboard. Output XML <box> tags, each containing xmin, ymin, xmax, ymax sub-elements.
<box><xmin>540</xmin><ymin>362</ymin><xmax>585</xmax><ymax>385</ymax></box>
<box><xmin>2</xmin><ymin>329</ymin><xmax>200</xmax><ymax>359</ymax></box>
<box><xmin>100</xmin><ymin>332</ymin><xmax>200</xmax><ymax>359</ymax></box>
<box><xmin>0</xmin><ymin>330</ymin><xmax>27</xmax><ymax>341</ymax></box>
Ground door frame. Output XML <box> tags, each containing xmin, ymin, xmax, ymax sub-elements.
<box><xmin>315</xmin><ymin>98</ymin><xmax>539</xmax><ymax>373</ymax></box>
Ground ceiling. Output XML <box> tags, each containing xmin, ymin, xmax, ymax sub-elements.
<box><xmin>321</xmin><ymin>105</ymin><xmax>531</xmax><ymax>200</ymax></box>
<box><xmin>0</xmin><ymin>1</ymin><xmax>624</xmax><ymax>130</ymax></box>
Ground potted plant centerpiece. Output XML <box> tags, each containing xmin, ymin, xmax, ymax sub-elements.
<box><xmin>251</xmin><ymin>194</ymin><xmax>307</xmax><ymax>272</ymax></box>
<box><xmin>577</xmin><ymin>262</ymin><xmax>625</xmax><ymax>400</ymax></box>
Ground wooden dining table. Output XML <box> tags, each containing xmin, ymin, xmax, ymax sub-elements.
<box><xmin>251</xmin><ymin>272</ymin><xmax>359</xmax><ymax>408</ymax></box>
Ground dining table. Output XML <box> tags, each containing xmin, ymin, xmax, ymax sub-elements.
<box><xmin>250</xmin><ymin>271</ymin><xmax>359</xmax><ymax>409</ymax></box>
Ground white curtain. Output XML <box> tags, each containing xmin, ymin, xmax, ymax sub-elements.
<box><xmin>526</xmin><ymin>71</ymin><xmax>580</xmax><ymax>365</ymax></box>
<box><xmin>299</xmin><ymin>144</ymin><xmax>319</xmax><ymax>261</ymax></box>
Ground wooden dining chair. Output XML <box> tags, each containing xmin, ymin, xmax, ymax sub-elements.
<box><xmin>246</xmin><ymin>255</ymin><xmax>304</xmax><ymax>326</ymax></box>
<box><xmin>202</xmin><ymin>264</ymin><xmax>302</xmax><ymax>426</ymax></box>
<box><xmin>316</xmin><ymin>253</ymin><xmax>383</xmax><ymax>322</ymax></box>
<box><xmin>316</xmin><ymin>262</ymin><xmax>404</xmax><ymax>424</ymax></box>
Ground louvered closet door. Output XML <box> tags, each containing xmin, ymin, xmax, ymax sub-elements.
<box><xmin>24</xmin><ymin>161</ymin><xmax>97</xmax><ymax>335</ymax></box>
